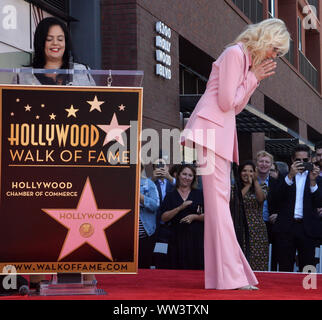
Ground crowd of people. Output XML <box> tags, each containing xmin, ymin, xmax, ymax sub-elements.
<box><xmin>139</xmin><ymin>142</ymin><xmax>322</xmax><ymax>273</ymax></box>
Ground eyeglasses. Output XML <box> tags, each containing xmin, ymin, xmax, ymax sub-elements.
<box><xmin>273</xmin><ymin>47</ymin><xmax>283</xmax><ymax>57</ymax></box>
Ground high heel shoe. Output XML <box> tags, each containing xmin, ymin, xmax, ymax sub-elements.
<box><xmin>237</xmin><ymin>285</ymin><xmax>259</xmax><ymax>290</ymax></box>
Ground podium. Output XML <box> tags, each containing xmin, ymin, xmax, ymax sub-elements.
<box><xmin>0</xmin><ymin>68</ymin><xmax>143</xmax><ymax>296</ymax></box>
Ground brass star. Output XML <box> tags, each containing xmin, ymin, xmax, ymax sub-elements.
<box><xmin>49</xmin><ymin>113</ymin><xmax>56</xmax><ymax>120</ymax></box>
<box><xmin>65</xmin><ymin>105</ymin><xmax>79</xmax><ymax>118</ymax></box>
<box><xmin>24</xmin><ymin>104</ymin><xmax>32</xmax><ymax>112</ymax></box>
<box><xmin>87</xmin><ymin>96</ymin><xmax>104</xmax><ymax>112</ymax></box>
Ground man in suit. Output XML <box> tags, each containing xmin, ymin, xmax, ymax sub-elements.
<box><xmin>255</xmin><ymin>151</ymin><xmax>274</xmax><ymax>240</ymax></box>
<box><xmin>271</xmin><ymin>144</ymin><xmax>322</xmax><ymax>272</ymax></box>
<box><xmin>151</xmin><ymin>157</ymin><xmax>176</xmax><ymax>268</ymax></box>
<box><xmin>152</xmin><ymin>158</ymin><xmax>176</xmax><ymax>205</ymax></box>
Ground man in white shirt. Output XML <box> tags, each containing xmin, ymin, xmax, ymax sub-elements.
<box><xmin>271</xmin><ymin>144</ymin><xmax>322</xmax><ymax>272</ymax></box>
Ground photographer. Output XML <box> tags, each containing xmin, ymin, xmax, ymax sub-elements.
<box><xmin>152</xmin><ymin>158</ymin><xmax>176</xmax><ymax>198</ymax></box>
<box><xmin>271</xmin><ymin>144</ymin><xmax>322</xmax><ymax>272</ymax></box>
<box><xmin>151</xmin><ymin>158</ymin><xmax>176</xmax><ymax>269</ymax></box>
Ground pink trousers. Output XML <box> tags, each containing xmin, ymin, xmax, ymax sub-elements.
<box><xmin>198</xmin><ymin>147</ymin><xmax>258</xmax><ymax>289</ymax></box>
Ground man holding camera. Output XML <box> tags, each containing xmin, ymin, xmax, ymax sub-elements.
<box><xmin>271</xmin><ymin>144</ymin><xmax>322</xmax><ymax>272</ymax></box>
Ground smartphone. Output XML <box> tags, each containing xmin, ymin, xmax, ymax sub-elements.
<box><xmin>156</xmin><ymin>162</ymin><xmax>165</xmax><ymax>169</ymax></box>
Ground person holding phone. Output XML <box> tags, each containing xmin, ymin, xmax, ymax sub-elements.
<box><xmin>152</xmin><ymin>158</ymin><xmax>176</xmax><ymax>197</ymax></box>
<box><xmin>151</xmin><ymin>158</ymin><xmax>176</xmax><ymax>269</ymax></box>
<box><xmin>237</xmin><ymin>161</ymin><xmax>268</xmax><ymax>271</ymax></box>
<box><xmin>270</xmin><ymin>144</ymin><xmax>322</xmax><ymax>272</ymax></box>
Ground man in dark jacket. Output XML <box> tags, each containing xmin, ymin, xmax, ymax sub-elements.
<box><xmin>271</xmin><ymin>144</ymin><xmax>322</xmax><ymax>272</ymax></box>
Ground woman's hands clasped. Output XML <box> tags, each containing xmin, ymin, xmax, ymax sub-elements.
<box><xmin>250</xmin><ymin>59</ymin><xmax>277</xmax><ymax>82</ymax></box>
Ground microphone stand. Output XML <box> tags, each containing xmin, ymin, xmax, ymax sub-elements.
<box><xmin>68</xmin><ymin>52</ymin><xmax>74</xmax><ymax>85</ymax></box>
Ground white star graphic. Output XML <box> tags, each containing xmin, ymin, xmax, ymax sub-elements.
<box><xmin>24</xmin><ymin>104</ymin><xmax>32</xmax><ymax>112</ymax></box>
<box><xmin>65</xmin><ymin>105</ymin><xmax>79</xmax><ymax>118</ymax></box>
<box><xmin>49</xmin><ymin>113</ymin><xmax>56</xmax><ymax>120</ymax></box>
<box><xmin>87</xmin><ymin>96</ymin><xmax>104</xmax><ymax>112</ymax></box>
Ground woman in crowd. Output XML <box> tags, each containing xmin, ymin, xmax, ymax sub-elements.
<box><xmin>269</xmin><ymin>162</ymin><xmax>279</xmax><ymax>180</ymax></box>
<box><xmin>182</xmin><ymin>18</ymin><xmax>290</xmax><ymax>289</ymax></box>
<box><xmin>230</xmin><ymin>163</ymin><xmax>250</xmax><ymax>260</ymax></box>
<box><xmin>160</xmin><ymin>164</ymin><xmax>204</xmax><ymax>269</ymax></box>
<box><xmin>13</xmin><ymin>17</ymin><xmax>96</xmax><ymax>288</ymax></box>
<box><xmin>238</xmin><ymin>161</ymin><xmax>268</xmax><ymax>271</ymax></box>
<box><xmin>139</xmin><ymin>164</ymin><xmax>160</xmax><ymax>268</ymax></box>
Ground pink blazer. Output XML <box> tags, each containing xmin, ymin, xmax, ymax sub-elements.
<box><xmin>182</xmin><ymin>43</ymin><xmax>259</xmax><ymax>163</ymax></box>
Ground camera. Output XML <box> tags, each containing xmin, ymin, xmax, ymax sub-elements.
<box><xmin>300</xmin><ymin>162</ymin><xmax>314</xmax><ymax>171</ymax></box>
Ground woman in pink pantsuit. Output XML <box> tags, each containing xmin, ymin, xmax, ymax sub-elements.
<box><xmin>182</xmin><ymin>19</ymin><xmax>290</xmax><ymax>290</ymax></box>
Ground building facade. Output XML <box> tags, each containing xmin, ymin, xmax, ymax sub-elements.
<box><xmin>1</xmin><ymin>0</ymin><xmax>321</xmax><ymax>164</ymax></box>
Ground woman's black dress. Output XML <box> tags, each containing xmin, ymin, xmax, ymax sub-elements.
<box><xmin>160</xmin><ymin>188</ymin><xmax>204</xmax><ymax>270</ymax></box>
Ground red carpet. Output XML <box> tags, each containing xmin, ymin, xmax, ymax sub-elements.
<box><xmin>1</xmin><ymin>269</ymin><xmax>322</xmax><ymax>300</ymax></box>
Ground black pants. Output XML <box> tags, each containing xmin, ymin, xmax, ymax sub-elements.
<box><xmin>266</xmin><ymin>221</ymin><xmax>278</xmax><ymax>271</ymax></box>
<box><xmin>138</xmin><ymin>234</ymin><xmax>156</xmax><ymax>269</ymax></box>
<box><xmin>274</xmin><ymin>221</ymin><xmax>317</xmax><ymax>272</ymax></box>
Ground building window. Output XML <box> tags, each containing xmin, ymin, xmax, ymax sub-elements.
<box><xmin>268</xmin><ymin>0</ymin><xmax>275</xmax><ymax>18</ymax></box>
<box><xmin>180</xmin><ymin>65</ymin><xmax>207</xmax><ymax>95</ymax></box>
<box><xmin>43</xmin><ymin>0</ymin><xmax>69</xmax><ymax>14</ymax></box>
<box><xmin>299</xmin><ymin>51</ymin><xmax>319</xmax><ymax>91</ymax></box>
<box><xmin>231</xmin><ymin>0</ymin><xmax>263</xmax><ymax>23</ymax></box>
<box><xmin>24</xmin><ymin>0</ymin><xmax>72</xmax><ymax>21</ymax></box>
<box><xmin>298</xmin><ymin>16</ymin><xmax>302</xmax><ymax>51</ymax></box>
<box><xmin>285</xmin><ymin>38</ymin><xmax>294</xmax><ymax>66</ymax></box>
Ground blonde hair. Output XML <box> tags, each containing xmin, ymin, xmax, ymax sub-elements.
<box><xmin>230</xmin><ymin>18</ymin><xmax>290</xmax><ymax>67</ymax></box>
<box><xmin>256</xmin><ymin>150</ymin><xmax>274</xmax><ymax>163</ymax></box>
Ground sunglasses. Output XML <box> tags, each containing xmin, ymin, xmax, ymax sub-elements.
<box><xmin>295</xmin><ymin>158</ymin><xmax>309</xmax><ymax>162</ymax></box>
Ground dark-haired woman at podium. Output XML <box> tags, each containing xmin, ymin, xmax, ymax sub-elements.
<box><xmin>13</xmin><ymin>16</ymin><xmax>96</xmax><ymax>288</ymax></box>
<box><xmin>13</xmin><ymin>16</ymin><xmax>95</xmax><ymax>86</ymax></box>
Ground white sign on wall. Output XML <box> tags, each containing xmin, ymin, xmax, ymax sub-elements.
<box><xmin>155</xmin><ymin>21</ymin><xmax>172</xmax><ymax>80</ymax></box>
<box><xmin>0</xmin><ymin>0</ymin><xmax>31</xmax><ymax>52</ymax></box>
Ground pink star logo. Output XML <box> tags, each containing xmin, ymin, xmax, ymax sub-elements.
<box><xmin>97</xmin><ymin>113</ymin><xmax>131</xmax><ymax>146</ymax></box>
<box><xmin>42</xmin><ymin>178</ymin><xmax>130</xmax><ymax>261</ymax></box>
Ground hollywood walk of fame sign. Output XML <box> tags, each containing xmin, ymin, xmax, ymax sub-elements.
<box><xmin>0</xmin><ymin>85</ymin><xmax>142</xmax><ymax>274</ymax></box>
